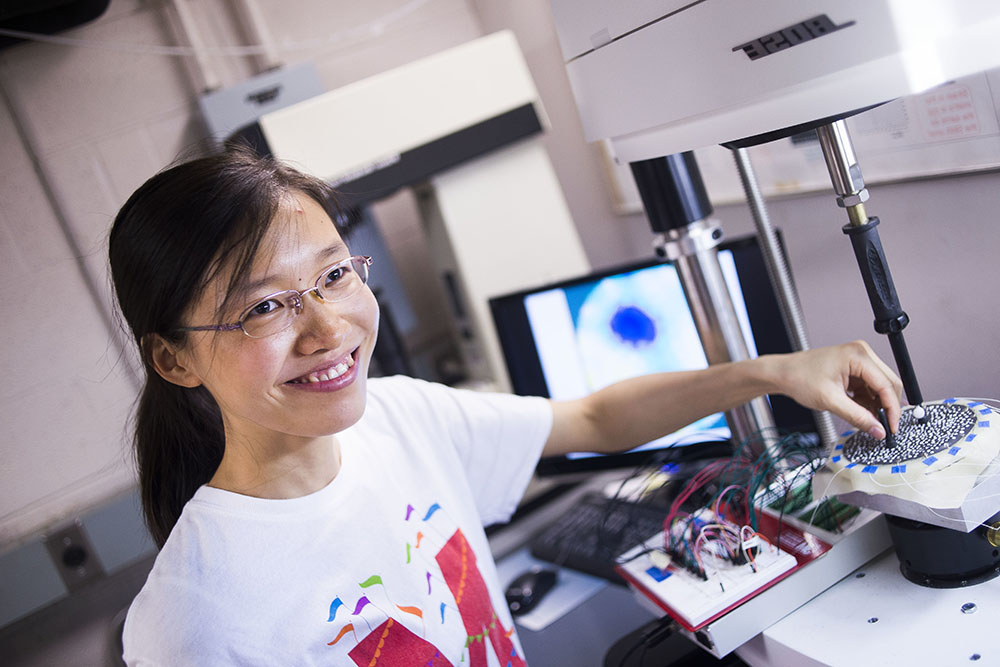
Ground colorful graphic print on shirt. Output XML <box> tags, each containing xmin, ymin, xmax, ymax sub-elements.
<box><xmin>325</xmin><ymin>501</ymin><xmax>525</xmax><ymax>667</ymax></box>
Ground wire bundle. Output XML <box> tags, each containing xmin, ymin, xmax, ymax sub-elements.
<box><xmin>636</xmin><ymin>430</ymin><xmax>838</xmax><ymax>581</ymax></box>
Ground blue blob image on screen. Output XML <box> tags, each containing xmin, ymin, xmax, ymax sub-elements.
<box><xmin>610</xmin><ymin>305</ymin><xmax>656</xmax><ymax>347</ymax></box>
<box><xmin>572</xmin><ymin>264</ymin><xmax>707</xmax><ymax>391</ymax></box>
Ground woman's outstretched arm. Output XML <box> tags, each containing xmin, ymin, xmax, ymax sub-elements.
<box><xmin>543</xmin><ymin>340</ymin><xmax>903</xmax><ymax>457</ymax></box>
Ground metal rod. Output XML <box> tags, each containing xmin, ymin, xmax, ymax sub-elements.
<box><xmin>816</xmin><ymin>121</ymin><xmax>869</xmax><ymax>227</ymax></box>
<box><xmin>816</xmin><ymin>121</ymin><xmax>862</xmax><ymax>195</ymax></box>
<box><xmin>631</xmin><ymin>153</ymin><xmax>781</xmax><ymax>460</ymax></box>
<box><xmin>888</xmin><ymin>331</ymin><xmax>923</xmax><ymax>406</ymax></box>
<box><xmin>731</xmin><ymin>147</ymin><xmax>839</xmax><ymax>448</ymax></box>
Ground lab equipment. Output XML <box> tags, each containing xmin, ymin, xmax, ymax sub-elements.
<box><xmin>548</xmin><ymin>0</ymin><xmax>1000</xmax><ymax>161</ymax></box>
<box><xmin>547</xmin><ymin>0</ymin><xmax>1000</xmax><ymax>593</ymax></box>
<box><xmin>609</xmin><ymin>433</ymin><xmax>888</xmax><ymax>658</ymax></box>
<box><xmin>816</xmin><ymin>398</ymin><xmax>1000</xmax><ymax>586</ymax></box>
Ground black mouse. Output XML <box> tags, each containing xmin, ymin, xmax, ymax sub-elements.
<box><xmin>505</xmin><ymin>568</ymin><xmax>557</xmax><ymax>616</ymax></box>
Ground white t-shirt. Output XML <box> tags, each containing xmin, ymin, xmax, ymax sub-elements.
<box><xmin>122</xmin><ymin>375</ymin><xmax>552</xmax><ymax>666</ymax></box>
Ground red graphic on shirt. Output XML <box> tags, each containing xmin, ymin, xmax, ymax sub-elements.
<box><xmin>435</xmin><ymin>529</ymin><xmax>525</xmax><ymax>667</ymax></box>
<box><xmin>331</xmin><ymin>524</ymin><xmax>524</xmax><ymax>666</ymax></box>
<box><xmin>348</xmin><ymin>618</ymin><xmax>453</xmax><ymax>667</ymax></box>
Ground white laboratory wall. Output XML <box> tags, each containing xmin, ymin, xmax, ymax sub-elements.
<box><xmin>0</xmin><ymin>2</ymin><xmax>217</xmax><ymax>548</ymax></box>
<box><xmin>0</xmin><ymin>81</ymin><xmax>135</xmax><ymax>548</ymax></box>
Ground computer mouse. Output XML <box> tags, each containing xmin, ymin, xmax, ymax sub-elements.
<box><xmin>505</xmin><ymin>567</ymin><xmax>558</xmax><ymax>616</ymax></box>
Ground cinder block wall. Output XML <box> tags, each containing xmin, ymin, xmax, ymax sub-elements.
<box><xmin>0</xmin><ymin>0</ymin><xmax>487</xmax><ymax>551</ymax></box>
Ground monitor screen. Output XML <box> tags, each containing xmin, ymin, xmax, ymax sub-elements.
<box><xmin>488</xmin><ymin>233</ymin><xmax>817</xmax><ymax>475</ymax></box>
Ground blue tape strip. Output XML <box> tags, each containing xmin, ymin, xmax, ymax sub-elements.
<box><xmin>923</xmin><ymin>456</ymin><xmax>938</xmax><ymax>466</ymax></box>
<box><xmin>970</xmin><ymin>401</ymin><xmax>983</xmax><ymax>407</ymax></box>
<box><xmin>835</xmin><ymin>444</ymin><xmax>844</xmax><ymax>450</ymax></box>
<box><xmin>980</xmin><ymin>408</ymin><xmax>991</xmax><ymax>415</ymax></box>
<box><xmin>950</xmin><ymin>446</ymin><xmax>962</xmax><ymax>455</ymax></box>
<box><xmin>832</xmin><ymin>455</ymin><xmax>841</xmax><ymax>463</ymax></box>
<box><xmin>840</xmin><ymin>431</ymin><xmax>854</xmax><ymax>438</ymax></box>
<box><xmin>966</xmin><ymin>434</ymin><xmax>977</xmax><ymax>442</ymax></box>
<box><xmin>891</xmin><ymin>465</ymin><xmax>906</xmax><ymax>474</ymax></box>
<box><xmin>862</xmin><ymin>465</ymin><xmax>878</xmax><ymax>474</ymax></box>
<box><xmin>846</xmin><ymin>462</ymin><xmax>858</xmax><ymax>469</ymax></box>
<box><xmin>944</xmin><ymin>398</ymin><xmax>957</xmax><ymax>404</ymax></box>
<box><xmin>979</xmin><ymin>421</ymin><xmax>990</xmax><ymax>428</ymax></box>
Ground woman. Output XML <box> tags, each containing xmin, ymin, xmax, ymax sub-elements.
<box><xmin>110</xmin><ymin>147</ymin><xmax>900</xmax><ymax>665</ymax></box>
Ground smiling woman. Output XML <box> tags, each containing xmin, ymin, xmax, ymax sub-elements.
<box><xmin>108</xmin><ymin>145</ymin><xmax>361</xmax><ymax>545</ymax></box>
<box><xmin>144</xmin><ymin>193</ymin><xmax>380</xmax><ymax>498</ymax></box>
<box><xmin>108</xmin><ymin>146</ymin><xmax>555</xmax><ymax>666</ymax></box>
<box><xmin>107</xmin><ymin>146</ymin><xmax>903</xmax><ymax>666</ymax></box>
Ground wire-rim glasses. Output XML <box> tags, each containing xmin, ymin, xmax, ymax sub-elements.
<box><xmin>174</xmin><ymin>255</ymin><xmax>372</xmax><ymax>339</ymax></box>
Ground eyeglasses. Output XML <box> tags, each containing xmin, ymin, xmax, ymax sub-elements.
<box><xmin>175</xmin><ymin>255</ymin><xmax>372</xmax><ymax>339</ymax></box>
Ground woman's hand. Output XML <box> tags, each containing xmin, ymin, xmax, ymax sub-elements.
<box><xmin>769</xmin><ymin>341</ymin><xmax>904</xmax><ymax>439</ymax></box>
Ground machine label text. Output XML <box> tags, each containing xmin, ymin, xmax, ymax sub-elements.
<box><xmin>733</xmin><ymin>15</ymin><xmax>856</xmax><ymax>61</ymax></box>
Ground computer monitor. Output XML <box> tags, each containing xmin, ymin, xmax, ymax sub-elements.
<box><xmin>488</xmin><ymin>232</ymin><xmax>818</xmax><ymax>475</ymax></box>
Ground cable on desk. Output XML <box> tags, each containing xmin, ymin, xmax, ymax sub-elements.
<box><xmin>614</xmin><ymin>616</ymin><xmax>675</xmax><ymax>667</ymax></box>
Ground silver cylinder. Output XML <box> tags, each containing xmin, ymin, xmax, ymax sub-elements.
<box><xmin>816</xmin><ymin>121</ymin><xmax>870</xmax><ymax>225</ymax></box>
<box><xmin>657</xmin><ymin>219</ymin><xmax>778</xmax><ymax>455</ymax></box>
<box><xmin>816</xmin><ymin>120</ymin><xmax>865</xmax><ymax>197</ymax></box>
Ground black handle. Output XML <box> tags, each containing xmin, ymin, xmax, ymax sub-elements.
<box><xmin>843</xmin><ymin>217</ymin><xmax>923</xmax><ymax>405</ymax></box>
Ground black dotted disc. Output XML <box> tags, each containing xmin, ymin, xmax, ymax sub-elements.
<box><xmin>842</xmin><ymin>404</ymin><xmax>977</xmax><ymax>465</ymax></box>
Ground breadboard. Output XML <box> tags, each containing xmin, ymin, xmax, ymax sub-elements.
<box><xmin>617</xmin><ymin>533</ymin><xmax>797</xmax><ymax>630</ymax></box>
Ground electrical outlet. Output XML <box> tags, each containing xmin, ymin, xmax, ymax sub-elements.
<box><xmin>43</xmin><ymin>520</ymin><xmax>105</xmax><ymax>591</ymax></box>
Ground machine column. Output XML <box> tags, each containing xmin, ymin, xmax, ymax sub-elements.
<box><xmin>630</xmin><ymin>152</ymin><xmax>779</xmax><ymax>456</ymax></box>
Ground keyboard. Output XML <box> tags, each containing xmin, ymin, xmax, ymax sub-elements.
<box><xmin>529</xmin><ymin>491</ymin><xmax>668</xmax><ymax>584</ymax></box>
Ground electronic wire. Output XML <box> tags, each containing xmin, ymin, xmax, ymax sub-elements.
<box><xmin>623</xmin><ymin>401</ymin><xmax>1000</xmax><ymax>591</ymax></box>
<box><xmin>617</xmin><ymin>426</ymin><xmax>864</xmax><ymax>581</ymax></box>
<box><xmin>655</xmin><ymin>428</ymin><xmax>831</xmax><ymax>582</ymax></box>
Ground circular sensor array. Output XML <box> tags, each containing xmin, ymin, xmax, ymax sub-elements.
<box><xmin>819</xmin><ymin>399</ymin><xmax>997</xmax><ymax>509</ymax></box>
<box><xmin>842</xmin><ymin>403</ymin><xmax>976</xmax><ymax>465</ymax></box>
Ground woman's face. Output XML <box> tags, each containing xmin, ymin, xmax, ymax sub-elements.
<box><xmin>174</xmin><ymin>194</ymin><xmax>379</xmax><ymax>446</ymax></box>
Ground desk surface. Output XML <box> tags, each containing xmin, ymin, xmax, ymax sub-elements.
<box><xmin>496</xmin><ymin>548</ymin><xmax>659</xmax><ymax>667</ymax></box>
<box><xmin>490</xmin><ymin>474</ymin><xmax>662</xmax><ymax>667</ymax></box>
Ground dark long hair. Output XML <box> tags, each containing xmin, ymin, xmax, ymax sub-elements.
<box><xmin>108</xmin><ymin>147</ymin><xmax>340</xmax><ymax>547</ymax></box>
